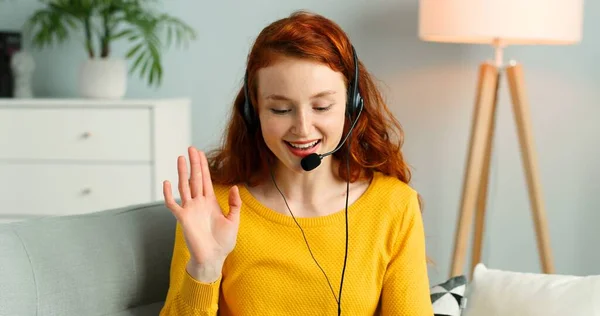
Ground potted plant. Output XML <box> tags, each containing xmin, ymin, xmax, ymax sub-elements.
<box><xmin>24</xmin><ymin>0</ymin><xmax>196</xmax><ymax>99</ymax></box>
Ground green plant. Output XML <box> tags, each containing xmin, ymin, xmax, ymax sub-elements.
<box><xmin>24</xmin><ymin>0</ymin><xmax>197</xmax><ymax>87</ymax></box>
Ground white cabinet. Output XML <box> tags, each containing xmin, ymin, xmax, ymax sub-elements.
<box><xmin>0</xmin><ymin>98</ymin><xmax>191</xmax><ymax>224</ymax></box>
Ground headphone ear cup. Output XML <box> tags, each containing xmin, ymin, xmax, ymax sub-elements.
<box><xmin>243</xmin><ymin>99</ymin><xmax>250</xmax><ymax>126</ymax></box>
<box><xmin>356</xmin><ymin>93</ymin><xmax>363</xmax><ymax>113</ymax></box>
<box><xmin>347</xmin><ymin>91</ymin><xmax>362</xmax><ymax>120</ymax></box>
<box><xmin>241</xmin><ymin>71</ymin><xmax>258</xmax><ymax>133</ymax></box>
<box><xmin>347</xmin><ymin>84</ymin><xmax>360</xmax><ymax>118</ymax></box>
<box><xmin>242</xmin><ymin>99</ymin><xmax>257</xmax><ymax>132</ymax></box>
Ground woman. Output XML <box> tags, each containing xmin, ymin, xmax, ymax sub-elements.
<box><xmin>160</xmin><ymin>10</ymin><xmax>433</xmax><ymax>316</ymax></box>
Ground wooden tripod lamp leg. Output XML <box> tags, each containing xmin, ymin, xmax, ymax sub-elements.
<box><xmin>506</xmin><ymin>62</ymin><xmax>555</xmax><ymax>274</ymax></box>
<box><xmin>470</xmin><ymin>71</ymin><xmax>501</xmax><ymax>279</ymax></box>
<box><xmin>450</xmin><ymin>63</ymin><xmax>499</xmax><ymax>278</ymax></box>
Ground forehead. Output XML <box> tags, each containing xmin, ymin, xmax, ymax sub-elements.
<box><xmin>256</xmin><ymin>57</ymin><xmax>346</xmax><ymax>98</ymax></box>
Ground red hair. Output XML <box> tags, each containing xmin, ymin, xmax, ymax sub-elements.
<box><xmin>207</xmin><ymin>10</ymin><xmax>413</xmax><ymax>188</ymax></box>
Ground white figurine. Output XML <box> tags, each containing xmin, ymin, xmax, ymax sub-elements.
<box><xmin>10</xmin><ymin>50</ymin><xmax>35</xmax><ymax>98</ymax></box>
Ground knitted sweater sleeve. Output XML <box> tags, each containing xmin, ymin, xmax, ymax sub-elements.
<box><xmin>380</xmin><ymin>191</ymin><xmax>434</xmax><ymax>315</ymax></box>
<box><xmin>159</xmin><ymin>223</ymin><xmax>221</xmax><ymax>316</ymax></box>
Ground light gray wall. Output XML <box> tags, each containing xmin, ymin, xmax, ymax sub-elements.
<box><xmin>1</xmin><ymin>0</ymin><xmax>598</xmax><ymax>285</ymax></box>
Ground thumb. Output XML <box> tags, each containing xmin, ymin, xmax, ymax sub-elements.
<box><xmin>226</xmin><ymin>185</ymin><xmax>242</xmax><ymax>223</ymax></box>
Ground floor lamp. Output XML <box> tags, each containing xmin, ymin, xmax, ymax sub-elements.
<box><xmin>418</xmin><ymin>0</ymin><xmax>584</xmax><ymax>278</ymax></box>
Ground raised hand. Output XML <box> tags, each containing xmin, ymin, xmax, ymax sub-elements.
<box><xmin>163</xmin><ymin>146</ymin><xmax>242</xmax><ymax>282</ymax></box>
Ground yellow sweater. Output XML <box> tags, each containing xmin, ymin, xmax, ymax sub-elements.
<box><xmin>160</xmin><ymin>171</ymin><xmax>433</xmax><ymax>315</ymax></box>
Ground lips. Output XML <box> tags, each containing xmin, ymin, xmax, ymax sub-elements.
<box><xmin>286</xmin><ymin>140</ymin><xmax>319</xmax><ymax>149</ymax></box>
<box><xmin>284</xmin><ymin>140</ymin><xmax>321</xmax><ymax>157</ymax></box>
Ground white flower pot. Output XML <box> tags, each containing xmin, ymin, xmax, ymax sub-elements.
<box><xmin>78</xmin><ymin>58</ymin><xmax>127</xmax><ymax>99</ymax></box>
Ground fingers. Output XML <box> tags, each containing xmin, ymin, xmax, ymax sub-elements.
<box><xmin>226</xmin><ymin>185</ymin><xmax>242</xmax><ymax>223</ymax></box>
<box><xmin>199</xmin><ymin>149</ymin><xmax>215</xmax><ymax>197</ymax></box>
<box><xmin>177</xmin><ymin>156</ymin><xmax>192</xmax><ymax>202</ymax></box>
<box><xmin>188</xmin><ymin>146</ymin><xmax>202</xmax><ymax>198</ymax></box>
<box><xmin>163</xmin><ymin>180</ymin><xmax>182</xmax><ymax>217</ymax></box>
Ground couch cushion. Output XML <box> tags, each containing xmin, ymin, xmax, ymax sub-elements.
<box><xmin>463</xmin><ymin>263</ymin><xmax>600</xmax><ymax>316</ymax></box>
<box><xmin>0</xmin><ymin>225</ymin><xmax>37</xmax><ymax>315</ymax></box>
<box><xmin>111</xmin><ymin>301</ymin><xmax>165</xmax><ymax>316</ymax></box>
<box><xmin>0</xmin><ymin>202</ymin><xmax>175</xmax><ymax>316</ymax></box>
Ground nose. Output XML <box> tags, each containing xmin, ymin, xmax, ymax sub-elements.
<box><xmin>292</xmin><ymin>108</ymin><xmax>311</xmax><ymax>136</ymax></box>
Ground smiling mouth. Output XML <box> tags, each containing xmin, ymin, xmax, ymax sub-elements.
<box><xmin>284</xmin><ymin>140</ymin><xmax>321</xmax><ymax>150</ymax></box>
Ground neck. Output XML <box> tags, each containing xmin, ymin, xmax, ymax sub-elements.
<box><xmin>268</xmin><ymin>157</ymin><xmax>344</xmax><ymax>205</ymax></box>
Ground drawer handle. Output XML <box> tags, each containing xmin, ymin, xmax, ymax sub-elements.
<box><xmin>81</xmin><ymin>132</ymin><xmax>92</xmax><ymax>139</ymax></box>
<box><xmin>81</xmin><ymin>188</ymin><xmax>92</xmax><ymax>195</ymax></box>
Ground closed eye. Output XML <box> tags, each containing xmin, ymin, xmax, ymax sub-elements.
<box><xmin>270</xmin><ymin>108</ymin><xmax>290</xmax><ymax>114</ymax></box>
<box><xmin>314</xmin><ymin>104</ymin><xmax>333</xmax><ymax>112</ymax></box>
<box><xmin>269</xmin><ymin>104</ymin><xmax>333</xmax><ymax>114</ymax></box>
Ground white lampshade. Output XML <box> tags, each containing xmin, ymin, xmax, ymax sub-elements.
<box><xmin>419</xmin><ymin>0</ymin><xmax>584</xmax><ymax>45</ymax></box>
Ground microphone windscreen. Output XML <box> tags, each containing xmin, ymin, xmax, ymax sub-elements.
<box><xmin>300</xmin><ymin>153</ymin><xmax>321</xmax><ymax>171</ymax></box>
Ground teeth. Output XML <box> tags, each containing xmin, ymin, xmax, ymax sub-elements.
<box><xmin>288</xmin><ymin>140</ymin><xmax>318</xmax><ymax>149</ymax></box>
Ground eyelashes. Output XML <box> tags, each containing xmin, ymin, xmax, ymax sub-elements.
<box><xmin>270</xmin><ymin>104</ymin><xmax>333</xmax><ymax>115</ymax></box>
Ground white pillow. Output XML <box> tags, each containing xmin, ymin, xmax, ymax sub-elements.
<box><xmin>463</xmin><ymin>263</ymin><xmax>600</xmax><ymax>316</ymax></box>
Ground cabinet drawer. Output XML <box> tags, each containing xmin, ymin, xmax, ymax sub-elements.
<box><xmin>0</xmin><ymin>163</ymin><xmax>154</xmax><ymax>222</ymax></box>
<box><xmin>0</xmin><ymin>108</ymin><xmax>151</xmax><ymax>161</ymax></box>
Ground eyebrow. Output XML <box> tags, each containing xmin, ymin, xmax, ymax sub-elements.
<box><xmin>265</xmin><ymin>90</ymin><xmax>336</xmax><ymax>101</ymax></box>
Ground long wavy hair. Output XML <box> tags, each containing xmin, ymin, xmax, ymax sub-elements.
<box><xmin>207</xmin><ymin>10</ymin><xmax>413</xmax><ymax>191</ymax></box>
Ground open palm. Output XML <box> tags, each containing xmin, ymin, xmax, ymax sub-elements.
<box><xmin>163</xmin><ymin>146</ymin><xmax>242</xmax><ymax>269</ymax></box>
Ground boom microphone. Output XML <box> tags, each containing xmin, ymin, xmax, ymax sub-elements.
<box><xmin>300</xmin><ymin>108</ymin><xmax>363</xmax><ymax>171</ymax></box>
<box><xmin>300</xmin><ymin>153</ymin><xmax>323</xmax><ymax>171</ymax></box>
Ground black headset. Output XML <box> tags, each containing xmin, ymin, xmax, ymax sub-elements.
<box><xmin>240</xmin><ymin>45</ymin><xmax>363</xmax><ymax>133</ymax></box>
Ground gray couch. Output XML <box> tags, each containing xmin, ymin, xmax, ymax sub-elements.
<box><xmin>0</xmin><ymin>202</ymin><xmax>176</xmax><ymax>315</ymax></box>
